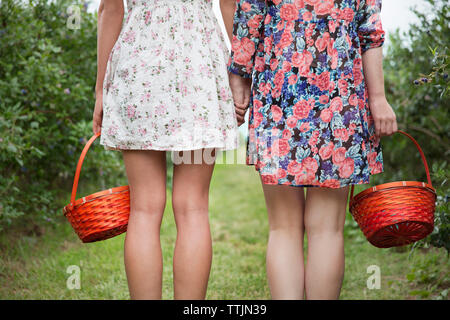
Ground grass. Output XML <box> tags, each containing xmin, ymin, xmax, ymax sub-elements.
<box><xmin>0</xmin><ymin>156</ymin><xmax>448</xmax><ymax>299</ymax></box>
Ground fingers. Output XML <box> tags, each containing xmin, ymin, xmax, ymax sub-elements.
<box><xmin>235</xmin><ymin>103</ymin><xmax>248</xmax><ymax>126</ymax></box>
<box><xmin>376</xmin><ymin>116</ymin><xmax>398</xmax><ymax>137</ymax></box>
<box><xmin>380</xmin><ymin>118</ymin><xmax>386</xmax><ymax>137</ymax></box>
<box><xmin>236</xmin><ymin>115</ymin><xmax>245</xmax><ymax>126</ymax></box>
<box><xmin>389</xmin><ymin>111</ymin><xmax>398</xmax><ymax>136</ymax></box>
<box><xmin>392</xmin><ymin>117</ymin><xmax>398</xmax><ymax>134</ymax></box>
<box><xmin>229</xmin><ymin>83</ymin><xmax>245</xmax><ymax>106</ymax></box>
<box><xmin>235</xmin><ymin>106</ymin><xmax>247</xmax><ymax>117</ymax></box>
<box><xmin>233</xmin><ymin>90</ymin><xmax>250</xmax><ymax>127</ymax></box>
<box><xmin>375</xmin><ymin>118</ymin><xmax>381</xmax><ymax>138</ymax></box>
<box><xmin>235</xmin><ymin>109</ymin><xmax>245</xmax><ymax>126</ymax></box>
<box><xmin>388</xmin><ymin>119</ymin><xmax>397</xmax><ymax>136</ymax></box>
<box><xmin>387</xmin><ymin>118</ymin><xmax>394</xmax><ymax>136</ymax></box>
<box><xmin>229</xmin><ymin>74</ymin><xmax>251</xmax><ymax>108</ymax></box>
<box><xmin>369</xmin><ymin>98</ymin><xmax>398</xmax><ymax>138</ymax></box>
<box><xmin>92</xmin><ymin>108</ymin><xmax>103</xmax><ymax>135</ymax></box>
<box><xmin>232</xmin><ymin>93</ymin><xmax>245</xmax><ymax>106</ymax></box>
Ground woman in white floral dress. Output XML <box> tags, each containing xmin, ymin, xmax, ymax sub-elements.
<box><xmin>92</xmin><ymin>0</ymin><xmax>239</xmax><ymax>299</ymax></box>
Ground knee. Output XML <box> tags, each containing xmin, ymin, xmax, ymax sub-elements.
<box><xmin>131</xmin><ymin>193</ymin><xmax>166</xmax><ymax>217</ymax></box>
<box><xmin>266</xmin><ymin>205</ymin><xmax>305</xmax><ymax>233</ymax></box>
<box><xmin>268</xmin><ymin>216</ymin><xmax>304</xmax><ymax>234</ymax></box>
<box><xmin>304</xmin><ymin>213</ymin><xmax>345</xmax><ymax>238</ymax></box>
<box><xmin>172</xmin><ymin>192</ymin><xmax>209</xmax><ymax>219</ymax></box>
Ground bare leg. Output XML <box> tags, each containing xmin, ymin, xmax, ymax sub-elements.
<box><xmin>172</xmin><ymin>149</ymin><xmax>215</xmax><ymax>299</ymax></box>
<box><xmin>304</xmin><ymin>186</ymin><xmax>349</xmax><ymax>300</ymax></box>
<box><xmin>261</xmin><ymin>182</ymin><xmax>305</xmax><ymax>300</ymax></box>
<box><xmin>122</xmin><ymin>150</ymin><xmax>167</xmax><ymax>300</ymax></box>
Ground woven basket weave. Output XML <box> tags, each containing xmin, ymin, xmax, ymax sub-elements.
<box><xmin>63</xmin><ymin>132</ymin><xmax>130</xmax><ymax>243</ymax></box>
<box><xmin>349</xmin><ymin>131</ymin><xmax>436</xmax><ymax>248</ymax></box>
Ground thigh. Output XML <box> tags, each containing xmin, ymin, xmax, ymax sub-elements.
<box><xmin>171</xmin><ymin>149</ymin><xmax>216</xmax><ymax>213</ymax></box>
<box><xmin>122</xmin><ymin>150</ymin><xmax>167</xmax><ymax>213</ymax></box>
<box><xmin>304</xmin><ymin>187</ymin><xmax>349</xmax><ymax>233</ymax></box>
<box><xmin>261</xmin><ymin>180</ymin><xmax>305</xmax><ymax>230</ymax></box>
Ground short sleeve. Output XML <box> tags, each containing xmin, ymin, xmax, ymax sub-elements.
<box><xmin>356</xmin><ymin>0</ymin><xmax>385</xmax><ymax>53</ymax></box>
<box><xmin>227</xmin><ymin>0</ymin><xmax>267</xmax><ymax>78</ymax></box>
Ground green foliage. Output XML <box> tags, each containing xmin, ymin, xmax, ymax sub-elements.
<box><xmin>406</xmin><ymin>245</ymin><xmax>449</xmax><ymax>300</ymax></box>
<box><xmin>381</xmin><ymin>0</ymin><xmax>449</xmax><ymax>253</ymax></box>
<box><xmin>0</xmin><ymin>0</ymin><xmax>126</xmax><ymax>229</ymax></box>
<box><xmin>412</xmin><ymin>161</ymin><xmax>450</xmax><ymax>253</ymax></box>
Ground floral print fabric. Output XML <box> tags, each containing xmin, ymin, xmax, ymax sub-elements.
<box><xmin>228</xmin><ymin>0</ymin><xmax>386</xmax><ymax>188</ymax></box>
<box><xmin>101</xmin><ymin>0</ymin><xmax>239</xmax><ymax>151</ymax></box>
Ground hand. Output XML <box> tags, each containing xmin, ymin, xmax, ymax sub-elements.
<box><xmin>229</xmin><ymin>72</ymin><xmax>252</xmax><ymax>126</ymax></box>
<box><xmin>93</xmin><ymin>92</ymin><xmax>103</xmax><ymax>135</ymax></box>
<box><xmin>369</xmin><ymin>96</ymin><xmax>398</xmax><ymax>137</ymax></box>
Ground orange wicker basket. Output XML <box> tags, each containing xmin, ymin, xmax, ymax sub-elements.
<box><xmin>63</xmin><ymin>132</ymin><xmax>130</xmax><ymax>243</ymax></box>
<box><xmin>349</xmin><ymin>130</ymin><xmax>436</xmax><ymax>248</ymax></box>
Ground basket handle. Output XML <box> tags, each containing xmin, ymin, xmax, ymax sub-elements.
<box><xmin>68</xmin><ymin>131</ymin><xmax>102</xmax><ymax>207</ymax></box>
<box><xmin>350</xmin><ymin>130</ymin><xmax>432</xmax><ymax>200</ymax></box>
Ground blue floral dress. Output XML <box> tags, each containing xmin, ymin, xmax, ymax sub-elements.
<box><xmin>228</xmin><ymin>0</ymin><xmax>386</xmax><ymax>188</ymax></box>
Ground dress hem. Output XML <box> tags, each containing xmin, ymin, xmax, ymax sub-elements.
<box><xmin>100</xmin><ymin>142</ymin><xmax>240</xmax><ymax>152</ymax></box>
<box><xmin>251</xmin><ymin>164</ymin><xmax>384</xmax><ymax>189</ymax></box>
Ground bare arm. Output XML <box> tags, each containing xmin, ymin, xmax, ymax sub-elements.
<box><xmin>94</xmin><ymin>0</ymin><xmax>124</xmax><ymax>95</ymax></box>
<box><xmin>362</xmin><ymin>47</ymin><xmax>397</xmax><ymax>137</ymax></box>
<box><xmin>362</xmin><ymin>47</ymin><xmax>386</xmax><ymax>101</ymax></box>
<box><xmin>219</xmin><ymin>0</ymin><xmax>236</xmax><ymax>43</ymax></box>
<box><xmin>93</xmin><ymin>0</ymin><xmax>124</xmax><ymax>134</ymax></box>
<box><xmin>356</xmin><ymin>0</ymin><xmax>396</xmax><ymax>137</ymax></box>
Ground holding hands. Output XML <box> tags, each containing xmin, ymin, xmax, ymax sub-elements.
<box><xmin>229</xmin><ymin>72</ymin><xmax>252</xmax><ymax>126</ymax></box>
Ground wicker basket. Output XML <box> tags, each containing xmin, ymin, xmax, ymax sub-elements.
<box><xmin>349</xmin><ymin>131</ymin><xmax>436</xmax><ymax>248</ymax></box>
<box><xmin>63</xmin><ymin>132</ymin><xmax>130</xmax><ymax>243</ymax></box>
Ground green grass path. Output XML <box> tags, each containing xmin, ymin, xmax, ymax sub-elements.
<box><xmin>0</xmin><ymin>163</ymin><xmax>448</xmax><ymax>299</ymax></box>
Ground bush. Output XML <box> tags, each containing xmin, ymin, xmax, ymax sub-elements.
<box><xmin>381</xmin><ymin>0</ymin><xmax>449</xmax><ymax>253</ymax></box>
<box><xmin>0</xmin><ymin>0</ymin><xmax>126</xmax><ymax>230</ymax></box>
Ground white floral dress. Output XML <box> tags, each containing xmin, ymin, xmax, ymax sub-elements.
<box><xmin>100</xmin><ymin>0</ymin><xmax>239</xmax><ymax>151</ymax></box>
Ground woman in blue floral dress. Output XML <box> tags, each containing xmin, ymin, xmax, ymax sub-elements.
<box><xmin>228</xmin><ymin>0</ymin><xmax>397</xmax><ymax>299</ymax></box>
